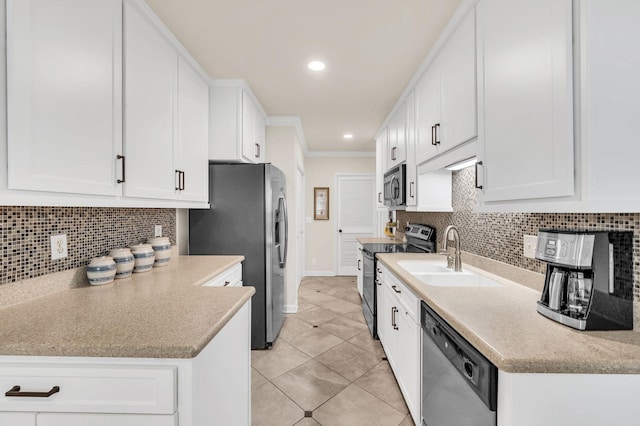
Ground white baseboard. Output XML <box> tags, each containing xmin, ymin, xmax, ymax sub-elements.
<box><xmin>304</xmin><ymin>271</ymin><xmax>336</xmax><ymax>277</ymax></box>
<box><xmin>284</xmin><ymin>304</ymin><xmax>298</xmax><ymax>314</ymax></box>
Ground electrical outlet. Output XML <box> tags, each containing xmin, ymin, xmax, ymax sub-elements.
<box><xmin>523</xmin><ymin>235</ymin><xmax>537</xmax><ymax>259</ymax></box>
<box><xmin>155</xmin><ymin>225</ymin><xmax>162</xmax><ymax>237</ymax></box>
<box><xmin>50</xmin><ymin>234</ymin><xmax>68</xmax><ymax>260</ymax></box>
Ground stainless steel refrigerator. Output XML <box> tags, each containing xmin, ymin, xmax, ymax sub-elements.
<box><xmin>189</xmin><ymin>163</ymin><xmax>288</xmax><ymax>349</ymax></box>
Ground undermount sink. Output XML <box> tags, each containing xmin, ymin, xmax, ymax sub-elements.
<box><xmin>396</xmin><ymin>260</ymin><xmax>456</xmax><ymax>274</ymax></box>
<box><xmin>397</xmin><ymin>260</ymin><xmax>504</xmax><ymax>288</ymax></box>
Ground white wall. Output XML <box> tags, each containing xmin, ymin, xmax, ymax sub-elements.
<box><xmin>305</xmin><ymin>156</ymin><xmax>375</xmax><ymax>275</ymax></box>
<box><xmin>266</xmin><ymin>126</ymin><xmax>305</xmax><ymax>313</ymax></box>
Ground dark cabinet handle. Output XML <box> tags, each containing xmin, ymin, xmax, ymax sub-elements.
<box><xmin>5</xmin><ymin>385</ymin><xmax>60</xmax><ymax>398</ymax></box>
<box><xmin>391</xmin><ymin>146</ymin><xmax>397</xmax><ymax>161</ymax></box>
<box><xmin>409</xmin><ymin>182</ymin><xmax>415</xmax><ymax>198</ymax></box>
<box><xmin>391</xmin><ymin>307</ymin><xmax>399</xmax><ymax>330</ymax></box>
<box><xmin>223</xmin><ymin>280</ymin><xmax>231</xmax><ymax>286</ymax></box>
<box><xmin>475</xmin><ymin>161</ymin><xmax>483</xmax><ymax>189</ymax></box>
<box><xmin>392</xmin><ymin>285</ymin><xmax>401</xmax><ymax>294</ymax></box>
<box><xmin>378</xmin><ymin>192</ymin><xmax>382</xmax><ymax>203</ymax></box>
<box><xmin>175</xmin><ymin>170</ymin><xmax>181</xmax><ymax>191</ymax></box>
<box><xmin>377</xmin><ymin>268</ymin><xmax>382</xmax><ymax>274</ymax></box>
<box><xmin>181</xmin><ymin>171</ymin><xmax>185</xmax><ymax>191</ymax></box>
<box><xmin>117</xmin><ymin>155</ymin><xmax>125</xmax><ymax>184</ymax></box>
<box><xmin>435</xmin><ymin>123</ymin><xmax>441</xmax><ymax>145</ymax></box>
<box><xmin>357</xmin><ymin>259</ymin><xmax>361</xmax><ymax>271</ymax></box>
<box><xmin>431</xmin><ymin>125</ymin><xmax>436</xmax><ymax>145</ymax></box>
<box><xmin>255</xmin><ymin>143</ymin><xmax>260</xmax><ymax>158</ymax></box>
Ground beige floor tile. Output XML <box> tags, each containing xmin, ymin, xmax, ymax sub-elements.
<box><xmin>355</xmin><ymin>361</ymin><xmax>409</xmax><ymax>414</ymax></box>
<box><xmin>297</xmin><ymin>298</ymin><xmax>318</xmax><ymax>313</ymax></box>
<box><xmin>252</xmin><ymin>340</ymin><xmax>311</xmax><ymax>380</ymax></box>
<box><xmin>294</xmin><ymin>418</ymin><xmax>321</xmax><ymax>425</ymax></box>
<box><xmin>251</xmin><ymin>382</ymin><xmax>304</xmax><ymax>426</ymax></box>
<box><xmin>313</xmin><ymin>384</ymin><xmax>406</xmax><ymax>426</ymax></box>
<box><xmin>348</xmin><ymin>330</ymin><xmax>386</xmax><ymax>358</ymax></box>
<box><xmin>252</xmin><ymin>367</ymin><xmax>269</xmax><ymax>390</ymax></box>
<box><xmin>321</xmin><ymin>298</ymin><xmax>362</xmax><ymax>314</ymax></box>
<box><xmin>319</xmin><ymin>316</ymin><xmax>369</xmax><ymax>341</ymax></box>
<box><xmin>296</xmin><ymin>306</ymin><xmax>342</xmax><ymax>325</ymax></box>
<box><xmin>286</xmin><ymin>327</ymin><xmax>344</xmax><ymax>357</ymax></box>
<box><xmin>301</xmin><ymin>280</ymin><xmax>339</xmax><ymax>293</ymax></box>
<box><xmin>340</xmin><ymin>291</ymin><xmax>362</xmax><ymax>305</ymax></box>
<box><xmin>280</xmin><ymin>316</ymin><xmax>315</xmax><ymax>342</ymax></box>
<box><xmin>315</xmin><ymin>342</ymin><xmax>383</xmax><ymax>381</ymax></box>
<box><xmin>323</xmin><ymin>286</ymin><xmax>357</xmax><ymax>299</ymax></box>
<box><xmin>299</xmin><ymin>288</ymin><xmax>339</xmax><ymax>305</ymax></box>
<box><xmin>398</xmin><ymin>414</ymin><xmax>416</xmax><ymax>426</ymax></box>
<box><xmin>342</xmin><ymin>309</ymin><xmax>367</xmax><ymax>324</ymax></box>
<box><xmin>272</xmin><ymin>359</ymin><xmax>350</xmax><ymax>411</ymax></box>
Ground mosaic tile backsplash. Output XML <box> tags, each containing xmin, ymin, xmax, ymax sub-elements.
<box><xmin>0</xmin><ymin>207</ymin><xmax>176</xmax><ymax>285</ymax></box>
<box><xmin>397</xmin><ymin>167</ymin><xmax>640</xmax><ymax>302</ymax></box>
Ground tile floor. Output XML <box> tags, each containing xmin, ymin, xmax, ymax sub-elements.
<box><xmin>251</xmin><ymin>276</ymin><xmax>415</xmax><ymax>426</ymax></box>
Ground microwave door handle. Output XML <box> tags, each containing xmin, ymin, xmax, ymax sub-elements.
<box><xmin>391</xmin><ymin>176</ymin><xmax>399</xmax><ymax>201</ymax></box>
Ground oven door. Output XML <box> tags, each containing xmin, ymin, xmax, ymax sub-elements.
<box><xmin>361</xmin><ymin>249</ymin><xmax>377</xmax><ymax>338</ymax></box>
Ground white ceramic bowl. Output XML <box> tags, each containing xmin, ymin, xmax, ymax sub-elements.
<box><xmin>130</xmin><ymin>244</ymin><xmax>155</xmax><ymax>273</ymax></box>
<box><xmin>108</xmin><ymin>248</ymin><xmax>135</xmax><ymax>279</ymax></box>
<box><xmin>86</xmin><ymin>256</ymin><xmax>117</xmax><ymax>285</ymax></box>
<box><xmin>148</xmin><ymin>237</ymin><xmax>171</xmax><ymax>267</ymax></box>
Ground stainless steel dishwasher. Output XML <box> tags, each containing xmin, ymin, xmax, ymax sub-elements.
<box><xmin>421</xmin><ymin>302</ymin><xmax>498</xmax><ymax>426</ymax></box>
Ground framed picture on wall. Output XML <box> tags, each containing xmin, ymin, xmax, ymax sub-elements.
<box><xmin>314</xmin><ymin>187</ymin><xmax>329</xmax><ymax>220</ymax></box>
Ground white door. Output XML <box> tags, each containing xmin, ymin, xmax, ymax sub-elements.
<box><xmin>336</xmin><ymin>174</ymin><xmax>375</xmax><ymax>276</ymax></box>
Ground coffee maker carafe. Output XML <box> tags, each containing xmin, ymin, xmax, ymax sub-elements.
<box><xmin>535</xmin><ymin>230</ymin><xmax>633</xmax><ymax>331</ymax></box>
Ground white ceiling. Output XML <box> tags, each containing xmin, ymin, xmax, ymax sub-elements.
<box><xmin>145</xmin><ymin>0</ymin><xmax>462</xmax><ymax>154</ymax></box>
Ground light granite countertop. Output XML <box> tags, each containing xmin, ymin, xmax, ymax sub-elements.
<box><xmin>0</xmin><ymin>255</ymin><xmax>254</xmax><ymax>359</ymax></box>
<box><xmin>377</xmin><ymin>252</ymin><xmax>640</xmax><ymax>374</ymax></box>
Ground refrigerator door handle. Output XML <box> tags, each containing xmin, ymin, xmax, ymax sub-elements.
<box><xmin>277</xmin><ymin>195</ymin><xmax>288</xmax><ymax>268</ymax></box>
<box><xmin>282</xmin><ymin>196</ymin><xmax>288</xmax><ymax>268</ymax></box>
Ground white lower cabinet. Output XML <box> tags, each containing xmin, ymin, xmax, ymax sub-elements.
<box><xmin>377</xmin><ymin>263</ymin><xmax>420</xmax><ymax>425</ymax></box>
<box><xmin>0</xmin><ymin>412</ymin><xmax>35</xmax><ymax>426</ymax></box>
<box><xmin>37</xmin><ymin>413</ymin><xmax>177</xmax><ymax>426</ymax></box>
<box><xmin>0</xmin><ymin>301</ymin><xmax>252</xmax><ymax>426</ymax></box>
<box><xmin>201</xmin><ymin>262</ymin><xmax>243</xmax><ymax>287</ymax></box>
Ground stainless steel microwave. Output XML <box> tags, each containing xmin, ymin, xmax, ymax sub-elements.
<box><xmin>383</xmin><ymin>164</ymin><xmax>406</xmax><ymax>209</ymax></box>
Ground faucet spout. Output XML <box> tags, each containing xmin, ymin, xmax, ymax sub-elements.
<box><xmin>441</xmin><ymin>225</ymin><xmax>463</xmax><ymax>272</ymax></box>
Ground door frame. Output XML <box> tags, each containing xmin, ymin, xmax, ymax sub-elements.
<box><xmin>334</xmin><ymin>172</ymin><xmax>376</xmax><ymax>275</ymax></box>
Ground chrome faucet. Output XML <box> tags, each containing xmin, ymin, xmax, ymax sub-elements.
<box><xmin>439</xmin><ymin>225</ymin><xmax>463</xmax><ymax>272</ymax></box>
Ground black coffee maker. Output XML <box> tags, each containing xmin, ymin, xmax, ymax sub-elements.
<box><xmin>535</xmin><ymin>230</ymin><xmax>634</xmax><ymax>330</ymax></box>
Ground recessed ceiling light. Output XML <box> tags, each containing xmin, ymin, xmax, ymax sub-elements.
<box><xmin>343</xmin><ymin>133</ymin><xmax>354</xmax><ymax>139</ymax></box>
<box><xmin>308</xmin><ymin>61</ymin><xmax>326</xmax><ymax>71</ymax></box>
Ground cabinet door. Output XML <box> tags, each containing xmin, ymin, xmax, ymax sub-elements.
<box><xmin>375</xmin><ymin>130</ymin><xmax>388</xmax><ymax>208</ymax></box>
<box><xmin>0</xmin><ymin>412</ymin><xmax>35</xmax><ymax>426</ymax></box>
<box><xmin>439</xmin><ymin>8</ymin><xmax>477</xmax><ymax>151</ymax></box>
<box><xmin>124</xmin><ymin>1</ymin><xmax>178</xmax><ymax>200</ymax></box>
<box><xmin>396</xmin><ymin>308</ymin><xmax>421</xmax><ymax>424</ymax></box>
<box><xmin>37</xmin><ymin>413</ymin><xmax>177</xmax><ymax>426</ymax></box>
<box><xmin>254</xmin><ymin>108</ymin><xmax>266</xmax><ymax>162</ymax></box>
<box><xmin>380</xmin><ymin>284</ymin><xmax>400</xmax><ymax>368</ymax></box>
<box><xmin>405</xmin><ymin>90</ymin><xmax>418</xmax><ymax>207</ymax></box>
<box><xmin>415</xmin><ymin>65</ymin><xmax>441</xmax><ymax>164</ymax></box>
<box><xmin>477</xmin><ymin>0</ymin><xmax>574</xmax><ymax>202</ymax></box>
<box><xmin>241</xmin><ymin>91</ymin><xmax>260</xmax><ymax>163</ymax></box>
<box><xmin>177</xmin><ymin>57</ymin><xmax>209</xmax><ymax>202</ymax></box>
<box><xmin>6</xmin><ymin>0</ymin><xmax>122</xmax><ymax>196</ymax></box>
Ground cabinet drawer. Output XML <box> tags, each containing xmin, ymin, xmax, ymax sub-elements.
<box><xmin>381</xmin><ymin>265</ymin><xmax>419</xmax><ymax>321</ymax></box>
<box><xmin>202</xmin><ymin>263</ymin><xmax>242</xmax><ymax>287</ymax></box>
<box><xmin>0</xmin><ymin>365</ymin><xmax>176</xmax><ymax>414</ymax></box>
<box><xmin>38</xmin><ymin>412</ymin><xmax>177</xmax><ymax>426</ymax></box>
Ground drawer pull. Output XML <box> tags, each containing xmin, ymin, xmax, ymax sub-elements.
<box><xmin>392</xmin><ymin>285</ymin><xmax>401</xmax><ymax>294</ymax></box>
<box><xmin>224</xmin><ymin>280</ymin><xmax>231</xmax><ymax>286</ymax></box>
<box><xmin>5</xmin><ymin>385</ymin><xmax>60</xmax><ymax>398</ymax></box>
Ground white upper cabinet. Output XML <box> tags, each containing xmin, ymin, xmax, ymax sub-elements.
<box><xmin>387</xmin><ymin>102</ymin><xmax>406</xmax><ymax>169</ymax></box>
<box><xmin>209</xmin><ymin>83</ymin><xmax>267</xmax><ymax>164</ymax></box>
<box><xmin>124</xmin><ymin>0</ymin><xmax>177</xmax><ymax>200</ymax></box>
<box><xmin>176</xmin><ymin>57</ymin><xmax>209</xmax><ymax>202</ymax></box>
<box><xmin>415</xmin><ymin>7</ymin><xmax>477</xmax><ymax>165</ymax></box>
<box><xmin>405</xmin><ymin>90</ymin><xmax>418</xmax><ymax>207</ymax></box>
<box><xmin>6</xmin><ymin>0</ymin><xmax>122</xmax><ymax>197</ymax></box>
<box><xmin>476</xmin><ymin>0</ymin><xmax>574</xmax><ymax>203</ymax></box>
<box><xmin>375</xmin><ymin>129</ymin><xmax>388</xmax><ymax>208</ymax></box>
<box><xmin>123</xmin><ymin>1</ymin><xmax>208</xmax><ymax>202</ymax></box>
